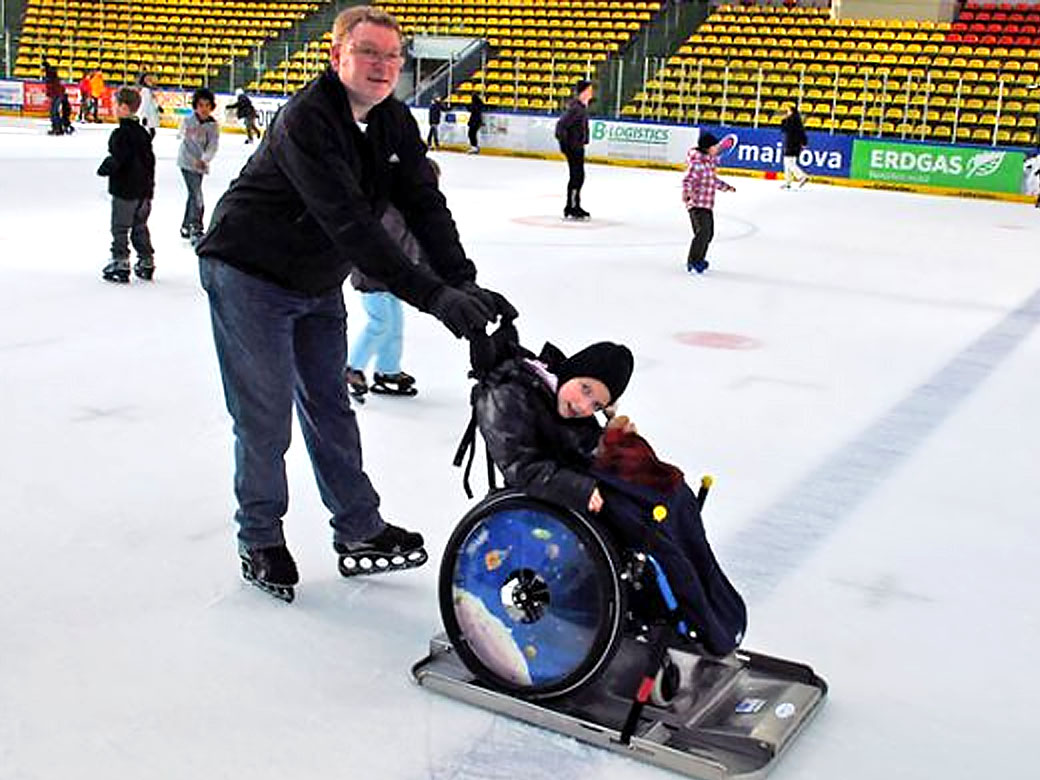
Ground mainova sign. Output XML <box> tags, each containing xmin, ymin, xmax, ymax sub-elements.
<box><xmin>851</xmin><ymin>140</ymin><xmax>1024</xmax><ymax>194</ymax></box>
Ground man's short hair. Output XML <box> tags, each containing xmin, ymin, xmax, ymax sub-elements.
<box><xmin>115</xmin><ymin>86</ymin><xmax>141</xmax><ymax>112</ymax></box>
<box><xmin>331</xmin><ymin>5</ymin><xmax>402</xmax><ymax>52</ymax></box>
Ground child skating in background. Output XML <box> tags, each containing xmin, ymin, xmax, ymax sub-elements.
<box><xmin>682</xmin><ymin>132</ymin><xmax>735</xmax><ymax>275</ymax></box>
<box><xmin>177</xmin><ymin>87</ymin><xmax>219</xmax><ymax>241</ymax></box>
<box><xmin>345</xmin><ymin>158</ymin><xmax>443</xmax><ymax>403</ymax></box>
<box><xmin>98</xmin><ymin>86</ymin><xmax>156</xmax><ymax>283</ymax></box>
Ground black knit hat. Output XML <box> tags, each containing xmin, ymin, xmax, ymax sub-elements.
<box><xmin>574</xmin><ymin>79</ymin><xmax>593</xmax><ymax>95</ymax></box>
<box><xmin>557</xmin><ymin>342</ymin><xmax>634</xmax><ymax>404</ymax></box>
<box><xmin>697</xmin><ymin>131</ymin><xmax>719</xmax><ymax>152</ymax></box>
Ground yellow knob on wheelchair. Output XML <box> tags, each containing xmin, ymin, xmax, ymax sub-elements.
<box><xmin>652</xmin><ymin>505</ymin><xmax>668</xmax><ymax>522</ymax></box>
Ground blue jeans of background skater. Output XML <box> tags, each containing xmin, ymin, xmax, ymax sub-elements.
<box><xmin>349</xmin><ymin>291</ymin><xmax>404</xmax><ymax>375</ymax></box>
<box><xmin>199</xmin><ymin>257</ymin><xmax>386</xmax><ymax>551</ymax></box>
<box><xmin>180</xmin><ymin>168</ymin><xmax>205</xmax><ymax>234</ymax></box>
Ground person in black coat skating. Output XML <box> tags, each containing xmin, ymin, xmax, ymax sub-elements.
<box><xmin>427</xmin><ymin>94</ymin><xmax>443</xmax><ymax>149</ymax></box>
<box><xmin>555</xmin><ymin>79</ymin><xmax>594</xmax><ymax>219</ymax></box>
<box><xmin>97</xmin><ymin>87</ymin><xmax>156</xmax><ymax>282</ymax></box>
<box><xmin>467</xmin><ymin>93</ymin><xmax>485</xmax><ymax>153</ymax></box>
<box><xmin>195</xmin><ymin>6</ymin><xmax>516</xmax><ymax>596</ymax></box>
<box><xmin>229</xmin><ymin>89</ymin><xmax>260</xmax><ymax>143</ymax></box>
<box><xmin>779</xmin><ymin>104</ymin><xmax>809</xmax><ymax>189</ymax></box>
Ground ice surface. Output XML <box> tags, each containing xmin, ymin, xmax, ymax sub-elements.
<box><xmin>1</xmin><ymin>116</ymin><xmax>1038</xmax><ymax>780</ymax></box>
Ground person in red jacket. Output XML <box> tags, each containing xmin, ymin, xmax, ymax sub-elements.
<box><xmin>78</xmin><ymin>72</ymin><xmax>92</xmax><ymax>122</ymax></box>
<box><xmin>43</xmin><ymin>63</ymin><xmax>64</xmax><ymax>136</ymax></box>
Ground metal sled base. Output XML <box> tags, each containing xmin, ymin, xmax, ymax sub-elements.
<box><xmin>413</xmin><ymin>633</ymin><xmax>827</xmax><ymax>780</ymax></box>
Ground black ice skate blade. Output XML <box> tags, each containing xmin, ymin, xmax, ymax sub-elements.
<box><xmin>369</xmin><ymin>386</ymin><xmax>418</xmax><ymax>397</ymax></box>
<box><xmin>134</xmin><ymin>269</ymin><xmax>154</xmax><ymax>281</ymax></box>
<box><xmin>241</xmin><ymin>561</ymin><xmax>296</xmax><ymax>603</ymax></box>
<box><xmin>102</xmin><ymin>271</ymin><xmax>130</xmax><ymax>283</ymax></box>
<box><xmin>338</xmin><ymin>548</ymin><xmax>428</xmax><ymax>578</ymax></box>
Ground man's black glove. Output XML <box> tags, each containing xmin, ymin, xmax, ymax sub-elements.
<box><xmin>460</xmin><ymin>281</ymin><xmax>518</xmax><ymax>322</ymax></box>
<box><xmin>428</xmin><ymin>286</ymin><xmax>494</xmax><ymax>339</ymax></box>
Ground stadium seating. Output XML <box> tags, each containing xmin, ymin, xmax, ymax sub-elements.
<box><xmin>251</xmin><ymin>0</ymin><xmax>662</xmax><ymax>109</ymax></box>
<box><xmin>14</xmin><ymin>0</ymin><xmax>320</xmax><ymax>86</ymax></box>
<box><xmin>626</xmin><ymin>3</ymin><xmax>1039</xmax><ymax>146</ymax></box>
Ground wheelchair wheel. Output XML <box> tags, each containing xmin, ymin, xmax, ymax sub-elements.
<box><xmin>439</xmin><ymin>491</ymin><xmax>625</xmax><ymax>700</ymax></box>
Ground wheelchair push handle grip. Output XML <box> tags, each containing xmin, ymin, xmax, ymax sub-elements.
<box><xmin>697</xmin><ymin>475</ymin><xmax>713</xmax><ymax>507</ymax></box>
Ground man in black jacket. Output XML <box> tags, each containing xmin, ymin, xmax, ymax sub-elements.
<box><xmin>779</xmin><ymin>104</ymin><xmax>809</xmax><ymax>189</ymax></box>
<box><xmin>427</xmin><ymin>94</ymin><xmax>443</xmax><ymax>149</ymax></box>
<box><xmin>98</xmin><ymin>86</ymin><xmax>155</xmax><ymax>283</ymax></box>
<box><xmin>555</xmin><ymin>79</ymin><xmax>594</xmax><ymax>219</ymax></box>
<box><xmin>196</xmin><ymin>5</ymin><xmax>514</xmax><ymax>597</ymax></box>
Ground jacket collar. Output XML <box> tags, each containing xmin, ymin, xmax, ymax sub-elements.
<box><xmin>319</xmin><ymin>66</ymin><xmax>394</xmax><ymax>129</ymax></box>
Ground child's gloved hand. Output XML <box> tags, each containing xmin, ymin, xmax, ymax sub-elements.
<box><xmin>587</xmin><ymin>486</ymin><xmax>604</xmax><ymax>514</ymax></box>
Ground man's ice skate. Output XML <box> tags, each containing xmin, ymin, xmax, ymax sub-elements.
<box><xmin>240</xmin><ymin>544</ymin><xmax>299</xmax><ymax>602</ymax></box>
<box><xmin>345</xmin><ymin>368</ymin><xmax>368</xmax><ymax>404</ymax></box>
<box><xmin>134</xmin><ymin>258</ymin><xmax>155</xmax><ymax>281</ymax></box>
<box><xmin>687</xmin><ymin>259</ymin><xmax>709</xmax><ymax>274</ymax></box>
<box><xmin>798</xmin><ymin>175</ymin><xmax>810</xmax><ymax>189</ymax></box>
<box><xmin>179</xmin><ymin>226</ymin><xmax>192</xmax><ymax>239</ymax></box>
<box><xmin>335</xmin><ymin>523</ymin><xmax>428</xmax><ymax>578</ymax></box>
<box><xmin>102</xmin><ymin>259</ymin><xmax>130</xmax><ymax>283</ymax></box>
<box><xmin>370</xmin><ymin>371</ymin><xmax>418</xmax><ymax>397</ymax></box>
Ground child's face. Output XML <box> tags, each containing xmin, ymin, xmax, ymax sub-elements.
<box><xmin>557</xmin><ymin>377</ymin><xmax>611</xmax><ymax>419</ymax></box>
<box><xmin>115</xmin><ymin>102</ymin><xmax>133</xmax><ymax>118</ymax></box>
<box><xmin>194</xmin><ymin>100</ymin><xmax>214</xmax><ymax>120</ymax></box>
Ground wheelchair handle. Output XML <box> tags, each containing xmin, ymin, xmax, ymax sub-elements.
<box><xmin>697</xmin><ymin>475</ymin><xmax>713</xmax><ymax>507</ymax></box>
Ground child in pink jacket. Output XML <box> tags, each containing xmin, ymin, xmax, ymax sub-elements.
<box><xmin>681</xmin><ymin>132</ymin><xmax>735</xmax><ymax>274</ymax></box>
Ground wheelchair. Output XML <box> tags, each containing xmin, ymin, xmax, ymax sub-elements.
<box><xmin>414</xmin><ymin>488</ymin><xmax>829</xmax><ymax>779</ymax></box>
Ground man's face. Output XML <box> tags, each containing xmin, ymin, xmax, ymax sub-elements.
<box><xmin>331</xmin><ymin>22</ymin><xmax>404</xmax><ymax>108</ymax></box>
<box><xmin>579</xmin><ymin>85</ymin><xmax>594</xmax><ymax>105</ymax></box>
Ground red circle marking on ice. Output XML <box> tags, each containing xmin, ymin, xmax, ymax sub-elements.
<box><xmin>676</xmin><ymin>331</ymin><xmax>761</xmax><ymax>350</ymax></box>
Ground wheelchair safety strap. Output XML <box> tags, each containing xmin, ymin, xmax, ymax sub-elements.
<box><xmin>452</xmin><ymin>409</ymin><xmax>497</xmax><ymax>499</ymax></box>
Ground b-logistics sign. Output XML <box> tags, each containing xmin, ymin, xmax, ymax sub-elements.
<box><xmin>851</xmin><ymin>140</ymin><xmax>1024</xmax><ymax>194</ymax></box>
<box><xmin>697</xmin><ymin>125</ymin><xmax>853</xmax><ymax>177</ymax></box>
<box><xmin>588</xmin><ymin>120</ymin><xmax>696</xmax><ymax>163</ymax></box>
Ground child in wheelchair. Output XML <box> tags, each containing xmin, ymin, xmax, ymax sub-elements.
<box><xmin>464</xmin><ymin>334</ymin><xmax>746</xmax><ymax>658</ymax></box>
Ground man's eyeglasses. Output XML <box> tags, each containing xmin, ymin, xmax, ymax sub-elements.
<box><xmin>347</xmin><ymin>43</ymin><xmax>404</xmax><ymax>67</ymax></box>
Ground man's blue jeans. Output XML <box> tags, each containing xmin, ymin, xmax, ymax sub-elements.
<box><xmin>199</xmin><ymin>258</ymin><xmax>385</xmax><ymax>551</ymax></box>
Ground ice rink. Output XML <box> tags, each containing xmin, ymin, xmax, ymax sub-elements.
<box><xmin>2</xmin><ymin>115</ymin><xmax>1039</xmax><ymax>780</ymax></box>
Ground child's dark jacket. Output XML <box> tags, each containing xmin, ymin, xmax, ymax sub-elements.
<box><xmin>97</xmin><ymin>117</ymin><xmax>155</xmax><ymax>199</ymax></box>
<box><xmin>474</xmin><ymin>350</ymin><xmax>601</xmax><ymax>515</ymax></box>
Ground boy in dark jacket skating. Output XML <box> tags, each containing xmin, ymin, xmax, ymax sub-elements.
<box><xmin>555</xmin><ymin>79</ymin><xmax>594</xmax><ymax>220</ymax></box>
<box><xmin>98</xmin><ymin>87</ymin><xmax>156</xmax><ymax>283</ymax></box>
